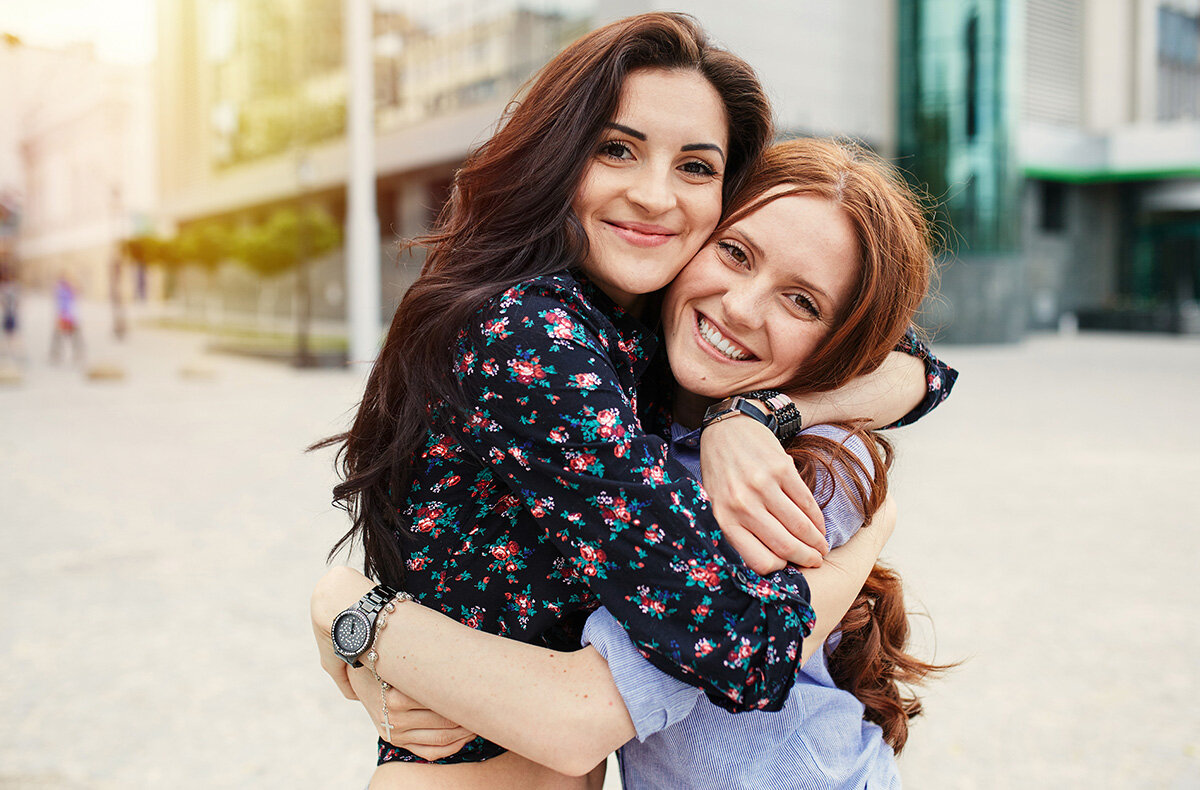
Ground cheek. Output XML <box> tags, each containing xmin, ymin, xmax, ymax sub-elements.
<box><xmin>571</xmin><ymin>164</ymin><xmax>601</xmax><ymax>218</ymax></box>
<box><xmin>690</xmin><ymin>189</ymin><xmax>723</xmax><ymax>234</ymax></box>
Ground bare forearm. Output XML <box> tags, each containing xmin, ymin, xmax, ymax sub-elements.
<box><xmin>789</xmin><ymin>351</ymin><xmax>924</xmax><ymax>429</ymax></box>
<box><xmin>798</xmin><ymin>497</ymin><xmax>894</xmax><ymax>663</ymax></box>
<box><xmin>312</xmin><ymin>568</ymin><xmax>632</xmax><ymax>775</ymax></box>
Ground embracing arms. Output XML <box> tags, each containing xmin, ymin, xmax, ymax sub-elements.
<box><xmin>699</xmin><ymin>329</ymin><xmax>954</xmax><ymax>574</ymax></box>
<box><xmin>312</xmin><ymin>496</ymin><xmax>893</xmax><ymax>775</ymax></box>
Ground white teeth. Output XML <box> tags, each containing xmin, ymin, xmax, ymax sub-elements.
<box><xmin>697</xmin><ymin>315</ymin><xmax>751</xmax><ymax>361</ymax></box>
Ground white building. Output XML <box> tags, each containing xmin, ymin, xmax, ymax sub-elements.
<box><xmin>1</xmin><ymin>37</ymin><xmax>157</xmax><ymax>297</ymax></box>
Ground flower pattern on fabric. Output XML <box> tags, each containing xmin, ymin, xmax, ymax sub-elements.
<box><xmin>378</xmin><ymin>273</ymin><xmax>816</xmax><ymax>766</ymax></box>
<box><xmin>891</xmin><ymin>326</ymin><xmax>958</xmax><ymax>427</ymax></box>
<box><xmin>378</xmin><ymin>274</ymin><xmax>959</xmax><ymax>766</ymax></box>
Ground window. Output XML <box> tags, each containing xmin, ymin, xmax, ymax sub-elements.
<box><xmin>1039</xmin><ymin>181</ymin><xmax>1066</xmax><ymax>233</ymax></box>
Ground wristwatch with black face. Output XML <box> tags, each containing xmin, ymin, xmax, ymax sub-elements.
<box><xmin>330</xmin><ymin>583</ymin><xmax>403</xmax><ymax>667</ymax></box>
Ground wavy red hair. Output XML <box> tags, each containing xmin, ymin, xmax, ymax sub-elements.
<box><xmin>728</xmin><ymin>138</ymin><xmax>951</xmax><ymax>751</ymax></box>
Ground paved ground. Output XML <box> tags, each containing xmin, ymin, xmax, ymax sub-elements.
<box><xmin>1</xmin><ymin>294</ymin><xmax>1198</xmax><ymax>789</ymax></box>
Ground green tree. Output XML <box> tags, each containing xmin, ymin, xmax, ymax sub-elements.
<box><xmin>176</xmin><ymin>222</ymin><xmax>233</xmax><ymax>320</ymax></box>
<box><xmin>123</xmin><ymin>233</ymin><xmax>181</xmax><ymax>297</ymax></box>
<box><xmin>236</xmin><ymin>206</ymin><xmax>341</xmax><ymax>366</ymax></box>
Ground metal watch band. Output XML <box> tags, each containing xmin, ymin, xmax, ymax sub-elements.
<box><xmin>359</xmin><ymin>583</ymin><xmax>401</xmax><ymax>617</ymax></box>
<box><xmin>742</xmin><ymin>389</ymin><xmax>804</xmax><ymax>442</ymax></box>
<box><xmin>701</xmin><ymin>396</ymin><xmax>778</xmax><ymax>434</ymax></box>
<box><xmin>332</xmin><ymin>583</ymin><xmax>403</xmax><ymax>667</ymax></box>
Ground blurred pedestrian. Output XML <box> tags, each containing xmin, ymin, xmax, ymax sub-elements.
<box><xmin>0</xmin><ymin>258</ymin><xmax>20</xmax><ymax>362</ymax></box>
<box><xmin>49</xmin><ymin>272</ymin><xmax>85</xmax><ymax>365</ymax></box>
<box><xmin>110</xmin><ymin>252</ymin><xmax>127</xmax><ymax>340</ymax></box>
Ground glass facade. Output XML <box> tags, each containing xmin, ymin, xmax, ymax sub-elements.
<box><xmin>210</xmin><ymin>0</ymin><xmax>347</xmax><ymax>167</ymax></box>
<box><xmin>373</xmin><ymin>1</ymin><xmax>593</xmax><ymax>133</ymax></box>
<box><xmin>206</xmin><ymin>0</ymin><xmax>595</xmax><ymax>168</ymax></box>
<box><xmin>898</xmin><ymin>0</ymin><xmax>1020</xmax><ymax>256</ymax></box>
<box><xmin>1157</xmin><ymin>4</ymin><xmax>1200</xmax><ymax>121</ymax></box>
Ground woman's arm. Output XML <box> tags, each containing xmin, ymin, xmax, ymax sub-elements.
<box><xmin>789</xmin><ymin>351</ymin><xmax>926</xmax><ymax>429</ymax></box>
<box><xmin>312</xmin><ymin>504</ymin><xmax>892</xmax><ymax>776</ymax></box>
<box><xmin>790</xmin><ymin>330</ymin><xmax>957</xmax><ymax>430</ymax></box>
<box><xmin>445</xmin><ymin>283</ymin><xmax>817</xmax><ymax>711</ymax></box>
<box><xmin>696</xmin><ymin>331</ymin><xmax>954</xmax><ymax>574</ymax></box>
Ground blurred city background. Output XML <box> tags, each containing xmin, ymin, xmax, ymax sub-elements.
<box><xmin>1</xmin><ymin>1</ymin><xmax>1198</xmax><ymax>788</ymax></box>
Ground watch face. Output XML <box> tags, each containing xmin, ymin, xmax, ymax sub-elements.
<box><xmin>332</xmin><ymin>610</ymin><xmax>371</xmax><ymax>656</ymax></box>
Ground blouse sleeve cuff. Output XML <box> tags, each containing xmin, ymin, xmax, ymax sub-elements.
<box><xmin>582</xmin><ymin>607</ymin><xmax>703</xmax><ymax>741</ymax></box>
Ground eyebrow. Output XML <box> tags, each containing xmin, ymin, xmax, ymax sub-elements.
<box><xmin>682</xmin><ymin>143</ymin><xmax>726</xmax><ymax>163</ymax></box>
<box><xmin>604</xmin><ymin>123</ymin><xmax>727</xmax><ymax>163</ymax></box>
<box><xmin>736</xmin><ymin>228</ymin><xmax>832</xmax><ymax>302</ymax></box>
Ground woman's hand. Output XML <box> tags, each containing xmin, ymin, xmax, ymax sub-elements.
<box><xmin>312</xmin><ymin>566</ymin><xmax>477</xmax><ymax>759</ymax></box>
<box><xmin>310</xmin><ymin>565</ymin><xmax>377</xmax><ymax>701</ymax></box>
<box><xmin>345</xmin><ymin>668</ymin><xmax>477</xmax><ymax>760</ymax></box>
<box><xmin>699</xmin><ymin>415</ymin><xmax>828</xmax><ymax>574</ymax></box>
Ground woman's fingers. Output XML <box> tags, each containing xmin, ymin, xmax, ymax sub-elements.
<box><xmin>717</xmin><ymin>523</ymin><xmax>788</xmax><ymax>575</ymax></box>
<box><xmin>379</xmin><ymin>685</ymin><xmax>477</xmax><ymax>757</ymax></box>
<box><xmin>710</xmin><ymin>457</ymin><xmax>828</xmax><ymax>569</ymax></box>
<box><xmin>760</xmin><ymin>488</ymin><xmax>827</xmax><ymax>565</ymax></box>
<box><xmin>778</xmin><ymin>469</ymin><xmax>826</xmax><ymax>548</ymax></box>
<box><xmin>396</xmin><ymin>727</ymin><xmax>476</xmax><ymax>748</ymax></box>
<box><xmin>404</xmin><ymin>735</ymin><xmax>477</xmax><ymax>762</ymax></box>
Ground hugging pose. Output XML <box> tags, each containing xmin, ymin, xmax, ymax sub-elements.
<box><xmin>311</xmin><ymin>12</ymin><xmax>956</xmax><ymax>790</ymax></box>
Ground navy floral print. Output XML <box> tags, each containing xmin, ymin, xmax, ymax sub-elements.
<box><xmin>378</xmin><ymin>272</ymin><xmax>956</xmax><ymax>765</ymax></box>
<box><xmin>892</xmin><ymin>327</ymin><xmax>957</xmax><ymax>428</ymax></box>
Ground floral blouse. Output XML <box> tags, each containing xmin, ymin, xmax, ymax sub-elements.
<box><xmin>378</xmin><ymin>272</ymin><xmax>956</xmax><ymax>765</ymax></box>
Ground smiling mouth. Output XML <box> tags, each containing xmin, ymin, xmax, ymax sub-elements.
<box><xmin>696</xmin><ymin>313</ymin><xmax>755</xmax><ymax>361</ymax></box>
<box><xmin>604</xmin><ymin>221</ymin><xmax>676</xmax><ymax>248</ymax></box>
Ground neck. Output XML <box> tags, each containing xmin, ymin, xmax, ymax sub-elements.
<box><xmin>616</xmin><ymin>292</ymin><xmax>649</xmax><ymax>321</ymax></box>
<box><xmin>672</xmin><ymin>384</ymin><xmax>718</xmax><ymax>430</ymax></box>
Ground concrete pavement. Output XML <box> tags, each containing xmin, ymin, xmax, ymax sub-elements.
<box><xmin>1</xmin><ymin>294</ymin><xmax>1198</xmax><ymax>789</ymax></box>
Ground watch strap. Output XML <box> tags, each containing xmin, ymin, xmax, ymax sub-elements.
<box><xmin>742</xmin><ymin>389</ymin><xmax>804</xmax><ymax>442</ymax></box>
<box><xmin>701</xmin><ymin>396</ymin><xmax>778</xmax><ymax>434</ymax></box>
<box><xmin>359</xmin><ymin>583</ymin><xmax>401</xmax><ymax>617</ymax></box>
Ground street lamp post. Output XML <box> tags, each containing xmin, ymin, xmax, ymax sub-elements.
<box><xmin>344</xmin><ymin>0</ymin><xmax>381</xmax><ymax>367</ymax></box>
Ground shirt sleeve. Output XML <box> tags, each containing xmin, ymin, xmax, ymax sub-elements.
<box><xmin>582</xmin><ymin>607</ymin><xmax>702</xmax><ymax>741</ymax></box>
<box><xmin>885</xmin><ymin>326</ymin><xmax>959</xmax><ymax>429</ymax></box>
<box><xmin>582</xmin><ymin>426</ymin><xmax>874</xmax><ymax>738</ymax></box>
<box><xmin>450</xmin><ymin>285</ymin><xmax>813</xmax><ymax>712</ymax></box>
<box><xmin>799</xmin><ymin>424</ymin><xmax>873</xmax><ymax>549</ymax></box>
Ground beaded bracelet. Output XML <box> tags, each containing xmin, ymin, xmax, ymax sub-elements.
<box><xmin>364</xmin><ymin>591</ymin><xmax>415</xmax><ymax>743</ymax></box>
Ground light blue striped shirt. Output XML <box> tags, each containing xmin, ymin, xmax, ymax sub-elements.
<box><xmin>582</xmin><ymin>423</ymin><xmax>899</xmax><ymax>789</ymax></box>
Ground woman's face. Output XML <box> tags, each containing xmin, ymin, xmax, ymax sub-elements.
<box><xmin>572</xmin><ymin>67</ymin><xmax>728</xmax><ymax>311</ymax></box>
<box><xmin>661</xmin><ymin>192</ymin><xmax>861</xmax><ymax>400</ymax></box>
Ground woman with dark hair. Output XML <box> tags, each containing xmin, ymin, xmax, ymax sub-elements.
<box><xmin>314</xmin><ymin>138</ymin><xmax>950</xmax><ymax>788</ymax></box>
<box><xmin>315</xmin><ymin>13</ymin><xmax>953</xmax><ymax>787</ymax></box>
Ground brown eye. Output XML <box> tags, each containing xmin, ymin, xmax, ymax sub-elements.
<box><xmin>788</xmin><ymin>293</ymin><xmax>821</xmax><ymax>319</ymax></box>
<box><xmin>680</xmin><ymin>159</ymin><xmax>718</xmax><ymax>178</ymax></box>
<box><xmin>599</xmin><ymin>141</ymin><xmax>634</xmax><ymax>161</ymax></box>
<box><xmin>717</xmin><ymin>241</ymin><xmax>749</xmax><ymax>268</ymax></box>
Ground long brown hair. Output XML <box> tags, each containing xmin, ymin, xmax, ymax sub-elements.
<box><xmin>789</xmin><ymin>426</ymin><xmax>951</xmax><ymax>754</ymax></box>
<box><xmin>727</xmin><ymin>138</ymin><xmax>950</xmax><ymax>751</ymax></box>
<box><xmin>319</xmin><ymin>13</ymin><xmax>773</xmax><ymax>586</ymax></box>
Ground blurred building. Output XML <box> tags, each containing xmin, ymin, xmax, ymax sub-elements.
<box><xmin>156</xmin><ymin>0</ymin><xmax>592</xmax><ymax>324</ymax></box>
<box><xmin>609</xmin><ymin>0</ymin><xmax>1200</xmax><ymax>340</ymax></box>
<box><xmin>156</xmin><ymin>0</ymin><xmax>1200</xmax><ymax>340</ymax></box>
<box><xmin>0</xmin><ymin>36</ymin><xmax>157</xmax><ymax>297</ymax></box>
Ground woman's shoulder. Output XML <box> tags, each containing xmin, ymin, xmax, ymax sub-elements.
<box><xmin>467</xmin><ymin>271</ymin><xmax>638</xmax><ymax>357</ymax></box>
<box><xmin>485</xmin><ymin>272</ymin><xmax>595</xmax><ymax>318</ymax></box>
<box><xmin>799</xmin><ymin>423</ymin><xmax>870</xmax><ymax>462</ymax></box>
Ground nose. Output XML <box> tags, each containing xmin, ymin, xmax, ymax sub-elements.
<box><xmin>625</xmin><ymin>162</ymin><xmax>677</xmax><ymax>216</ymax></box>
<box><xmin>721</xmin><ymin>280</ymin><xmax>767</xmax><ymax>331</ymax></box>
